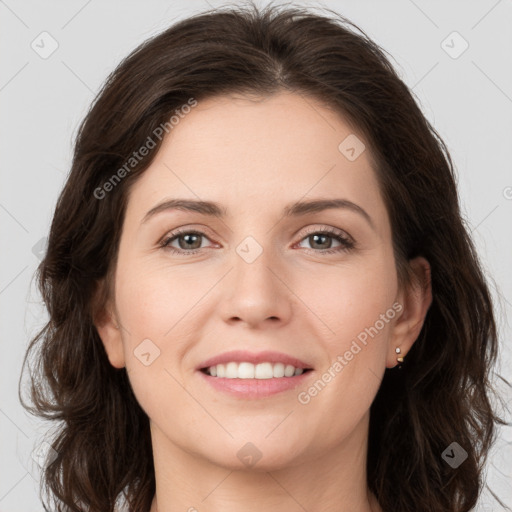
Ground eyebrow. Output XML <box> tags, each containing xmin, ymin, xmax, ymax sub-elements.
<box><xmin>141</xmin><ymin>198</ymin><xmax>375</xmax><ymax>229</ymax></box>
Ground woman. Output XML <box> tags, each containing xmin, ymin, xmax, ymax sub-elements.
<box><xmin>20</xmin><ymin>3</ymin><xmax>506</xmax><ymax>511</ymax></box>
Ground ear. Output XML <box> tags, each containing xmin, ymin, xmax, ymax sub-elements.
<box><xmin>386</xmin><ymin>256</ymin><xmax>433</xmax><ymax>368</ymax></box>
<box><xmin>92</xmin><ymin>279</ymin><xmax>126</xmax><ymax>369</ymax></box>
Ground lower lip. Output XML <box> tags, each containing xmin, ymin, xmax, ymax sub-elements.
<box><xmin>198</xmin><ymin>370</ymin><xmax>313</xmax><ymax>399</ymax></box>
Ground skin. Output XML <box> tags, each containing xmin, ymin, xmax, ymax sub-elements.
<box><xmin>95</xmin><ymin>91</ymin><xmax>432</xmax><ymax>512</ymax></box>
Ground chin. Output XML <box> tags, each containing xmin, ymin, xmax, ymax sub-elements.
<box><xmin>198</xmin><ymin>435</ymin><xmax>310</xmax><ymax>472</ymax></box>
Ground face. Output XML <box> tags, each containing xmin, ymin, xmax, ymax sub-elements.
<box><xmin>96</xmin><ymin>91</ymin><xmax>430</xmax><ymax>471</ymax></box>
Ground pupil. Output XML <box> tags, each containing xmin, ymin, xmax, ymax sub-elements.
<box><xmin>312</xmin><ymin>234</ymin><xmax>330</xmax><ymax>249</ymax></box>
<box><xmin>181</xmin><ymin>234</ymin><xmax>200</xmax><ymax>250</ymax></box>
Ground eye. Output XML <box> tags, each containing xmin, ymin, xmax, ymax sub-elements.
<box><xmin>159</xmin><ymin>226</ymin><xmax>355</xmax><ymax>256</ymax></box>
<box><xmin>159</xmin><ymin>228</ymin><xmax>213</xmax><ymax>255</ymax></box>
<box><xmin>295</xmin><ymin>226</ymin><xmax>355</xmax><ymax>255</ymax></box>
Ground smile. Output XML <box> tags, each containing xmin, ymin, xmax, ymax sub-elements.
<box><xmin>201</xmin><ymin>361</ymin><xmax>312</xmax><ymax>379</ymax></box>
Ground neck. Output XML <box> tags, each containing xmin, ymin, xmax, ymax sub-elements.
<box><xmin>148</xmin><ymin>412</ymin><xmax>381</xmax><ymax>512</ymax></box>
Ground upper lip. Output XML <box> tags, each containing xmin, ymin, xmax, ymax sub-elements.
<box><xmin>196</xmin><ymin>350</ymin><xmax>313</xmax><ymax>370</ymax></box>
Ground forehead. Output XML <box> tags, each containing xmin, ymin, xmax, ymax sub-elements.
<box><xmin>124</xmin><ymin>92</ymin><xmax>387</xmax><ymax>227</ymax></box>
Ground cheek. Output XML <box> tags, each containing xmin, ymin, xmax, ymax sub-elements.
<box><xmin>113</xmin><ymin>263</ymin><xmax>192</xmax><ymax>405</ymax></box>
<box><xmin>115</xmin><ymin>260</ymin><xmax>199</xmax><ymax>342</ymax></box>
<box><xmin>297</xmin><ymin>251</ymin><xmax>397</xmax><ymax>342</ymax></box>
<box><xmin>293</xmin><ymin>253</ymin><xmax>396</xmax><ymax>408</ymax></box>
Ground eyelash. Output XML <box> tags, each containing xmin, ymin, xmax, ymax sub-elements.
<box><xmin>158</xmin><ymin>226</ymin><xmax>355</xmax><ymax>256</ymax></box>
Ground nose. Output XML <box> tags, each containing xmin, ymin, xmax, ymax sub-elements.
<box><xmin>218</xmin><ymin>244</ymin><xmax>293</xmax><ymax>329</ymax></box>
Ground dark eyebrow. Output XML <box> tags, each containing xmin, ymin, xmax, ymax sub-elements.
<box><xmin>141</xmin><ymin>199</ymin><xmax>227</xmax><ymax>224</ymax></box>
<box><xmin>141</xmin><ymin>198</ymin><xmax>374</xmax><ymax>229</ymax></box>
<box><xmin>283</xmin><ymin>198</ymin><xmax>374</xmax><ymax>229</ymax></box>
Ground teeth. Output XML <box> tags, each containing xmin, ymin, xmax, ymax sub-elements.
<box><xmin>205</xmin><ymin>362</ymin><xmax>307</xmax><ymax>379</ymax></box>
<box><xmin>226</xmin><ymin>362</ymin><xmax>242</xmax><ymax>378</ymax></box>
<box><xmin>273</xmin><ymin>362</ymin><xmax>285</xmax><ymax>378</ymax></box>
<box><xmin>238</xmin><ymin>362</ymin><xmax>254</xmax><ymax>379</ymax></box>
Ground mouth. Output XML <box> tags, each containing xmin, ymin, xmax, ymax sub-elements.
<box><xmin>195</xmin><ymin>350</ymin><xmax>314</xmax><ymax>398</ymax></box>
<box><xmin>200</xmin><ymin>362</ymin><xmax>313</xmax><ymax>379</ymax></box>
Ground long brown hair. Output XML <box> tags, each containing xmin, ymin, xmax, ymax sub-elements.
<box><xmin>20</xmin><ymin>3</ymin><xmax>507</xmax><ymax>511</ymax></box>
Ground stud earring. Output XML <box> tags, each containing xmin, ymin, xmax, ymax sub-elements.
<box><xmin>395</xmin><ymin>346</ymin><xmax>404</xmax><ymax>368</ymax></box>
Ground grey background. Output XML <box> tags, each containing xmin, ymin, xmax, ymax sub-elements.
<box><xmin>1</xmin><ymin>0</ymin><xmax>511</xmax><ymax>510</ymax></box>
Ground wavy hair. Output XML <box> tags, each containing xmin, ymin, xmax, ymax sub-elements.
<box><xmin>20</xmin><ymin>2</ymin><xmax>507</xmax><ymax>511</ymax></box>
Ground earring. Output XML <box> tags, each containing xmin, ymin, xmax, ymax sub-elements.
<box><xmin>395</xmin><ymin>347</ymin><xmax>404</xmax><ymax>368</ymax></box>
